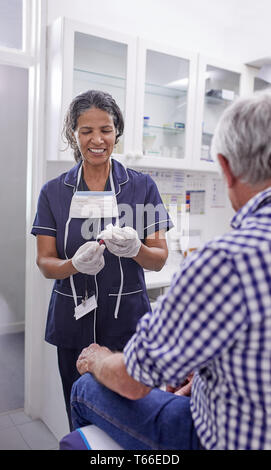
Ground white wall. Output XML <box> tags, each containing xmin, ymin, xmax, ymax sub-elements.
<box><xmin>0</xmin><ymin>64</ymin><xmax>28</xmax><ymax>335</ymax></box>
<box><xmin>47</xmin><ymin>0</ymin><xmax>271</xmax><ymax>64</ymax></box>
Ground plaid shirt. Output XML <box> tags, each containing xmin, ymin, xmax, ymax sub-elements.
<box><xmin>124</xmin><ymin>188</ymin><xmax>271</xmax><ymax>449</ymax></box>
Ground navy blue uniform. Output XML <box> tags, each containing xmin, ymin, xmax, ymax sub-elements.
<box><xmin>31</xmin><ymin>159</ymin><xmax>173</xmax><ymax>426</ymax></box>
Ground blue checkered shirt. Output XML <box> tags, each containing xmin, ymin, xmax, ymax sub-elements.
<box><xmin>124</xmin><ymin>188</ymin><xmax>271</xmax><ymax>449</ymax></box>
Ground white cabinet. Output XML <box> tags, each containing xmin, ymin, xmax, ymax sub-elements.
<box><xmin>193</xmin><ymin>56</ymin><xmax>245</xmax><ymax>172</ymax></box>
<box><xmin>46</xmin><ymin>17</ymin><xmax>137</xmax><ymax>161</ymax></box>
<box><xmin>46</xmin><ymin>18</ymin><xmax>197</xmax><ymax>170</ymax></box>
<box><xmin>46</xmin><ymin>18</ymin><xmax>251</xmax><ymax>173</ymax></box>
<box><xmin>243</xmin><ymin>58</ymin><xmax>271</xmax><ymax>93</ymax></box>
<box><xmin>131</xmin><ymin>38</ymin><xmax>197</xmax><ymax>170</ymax></box>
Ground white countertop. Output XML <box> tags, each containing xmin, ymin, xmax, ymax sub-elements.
<box><xmin>144</xmin><ymin>264</ymin><xmax>178</xmax><ymax>290</ymax></box>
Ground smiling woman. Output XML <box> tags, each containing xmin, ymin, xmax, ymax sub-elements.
<box><xmin>75</xmin><ymin>108</ymin><xmax>116</xmax><ymax>172</ymax></box>
<box><xmin>31</xmin><ymin>89</ymin><xmax>173</xmax><ymax>429</ymax></box>
<box><xmin>63</xmin><ymin>89</ymin><xmax>124</xmax><ymax>164</ymax></box>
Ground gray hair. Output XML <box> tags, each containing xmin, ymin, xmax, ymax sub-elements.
<box><xmin>211</xmin><ymin>90</ymin><xmax>271</xmax><ymax>185</ymax></box>
<box><xmin>62</xmin><ymin>90</ymin><xmax>124</xmax><ymax>162</ymax></box>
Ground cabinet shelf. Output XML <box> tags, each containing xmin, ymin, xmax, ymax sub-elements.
<box><xmin>145</xmin><ymin>81</ymin><xmax>187</xmax><ymax>98</ymax></box>
<box><xmin>205</xmin><ymin>94</ymin><xmax>235</xmax><ymax>105</ymax></box>
<box><xmin>74</xmin><ymin>68</ymin><xmax>126</xmax><ymax>90</ymax></box>
<box><xmin>144</xmin><ymin>124</ymin><xmax>185</xmax><ymax>134</ymax></box>
<box><xmin>74</xmin><ymin>69</ymin><xmax>187</xmax><ymax>99</ymax></box>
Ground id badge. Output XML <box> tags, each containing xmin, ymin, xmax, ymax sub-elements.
<box><xmin>74</xmin><ymin>295</ymin><xmax>97</xmax><ymax>321</ymax></box>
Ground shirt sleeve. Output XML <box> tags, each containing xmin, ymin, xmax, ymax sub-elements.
<box><xmin>143</xmin><ymin>175</ymin><xmax>173</xmax><ymax>238</ymax></box>
<box><xmin>31</xmin><ymin>182</ymin><xmax>57</xmax><ymax>237</ymax></box>
<box><xmin>124</xmin><ymin>244</ymin><xmax>247</xmax><ymax>388</ymax></box>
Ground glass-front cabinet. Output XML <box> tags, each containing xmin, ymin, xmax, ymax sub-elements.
<box><xmin>254</xmin><ymin>76</ymin><xmax>271</xmax><ymax>92</ymax></box>
<box><xmin>73</xmin><ymin>32</ymin><xmax>128</xmax><ymax>155</ymax></box>
<box><xmin>46</xmin><ymin>18</ymin><xmax>250</xmax><ymax>173</ymax></box>
<box><xmin>46</xmin><ymin>18</ymin><xmax>137</xmax><ymax>161</ymax></box>
<box><xmin>241</xmin><ymin>62</ymin><xmax>271</xmax><ymax>95</ymax></box>
<box><xmin>133</xmin><ymin>39</ymin><xmax>197</xmax><ymax>169</ymax></box>
<box><xmin>143</xmin><ymin>52</ymin><xmax>189</xmax><ymax>160</ymax></box>
<box><xmin>46</xmin><ymin>20</ymin><xmax>197</xmax><ymax>168</ymax></box>
<box><xmin>193</xmin><ymin>56</ymin><xmax>243</xmax><ymax>171</ymax></box>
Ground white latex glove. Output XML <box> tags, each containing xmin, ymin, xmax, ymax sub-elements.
<box><xmin>72</xmin><ymin>241</ymin><xmax>105</xmax><ymax>275</ymax></box>
<box><xmin>98</xmin><ymin>224</ymin><xmax>141</xmax><ymax>258</ymax></box>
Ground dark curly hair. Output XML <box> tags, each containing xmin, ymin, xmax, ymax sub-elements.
<box><xmin>62</xmin><ymin>90</ymin><xmax>124</xmax><ymax>162</ymax></box>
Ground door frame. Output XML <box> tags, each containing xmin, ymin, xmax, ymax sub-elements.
<box><xmin>0</xmin><ymin>0</ymin><xmax>47</xmax><ymax>418</ymax></box>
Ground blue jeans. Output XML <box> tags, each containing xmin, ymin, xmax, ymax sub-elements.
<box><xmin>71</xmin><ymin>373</ymin><xmax>201</xmax><ymax>450</ymax></box>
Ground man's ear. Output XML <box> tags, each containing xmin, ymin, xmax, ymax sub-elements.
<box><xmin>217</xmin><ymin>154</ymin><xmax>236</xmax><ymax>188</ymax></box>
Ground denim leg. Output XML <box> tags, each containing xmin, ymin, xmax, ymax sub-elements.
<box><xmin>71</xmin><ymin>373</ymin><xmax>201</xmax><ymax>450</ymax></box>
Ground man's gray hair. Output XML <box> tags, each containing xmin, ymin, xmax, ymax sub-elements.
<box><xmin>211</xmin><ymin>90</ymin><xmax>271</xmax><ymax>185</ymax></box>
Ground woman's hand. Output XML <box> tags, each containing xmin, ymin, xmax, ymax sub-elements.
<box><xmin>98</xmin><ymin>224</ymin><xmax>141</xmax><ymax>258</ymax></box>
<box><xmin>72</xmin><ymin>241</ymin><xmax>105</xmax><ymax>275</ymax></box>
<box><xmin>98</xmin><ymin>224</ymin><xmax>168</xmax><ymax>271</ymax></box>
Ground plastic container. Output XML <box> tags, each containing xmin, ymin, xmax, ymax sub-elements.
<box><xmin>143</xmin><ymin>116</ymin><xmax>150</xmax><ymax>127</ymax></box>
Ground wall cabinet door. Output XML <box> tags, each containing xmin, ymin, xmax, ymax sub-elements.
<box><xmin>193</xmin><ymin>56</ymin><xmax>243</xmax><ymax>172</ymax></box>
<box><xmin>254</xmin><ymin>74</ymin><xmax>271</xmax><ymax>92</ymax></box>
<box><xmin>131</xmin><ymin>38</ymin><xmax>197</xmax><ymax>170</ymax></box>
<box><xmin>46</xmin><ymin>18</ymin><xmax>137</xmax><ymax>161</ymax></box>
<box><xmin>241</xmin><ymin>63</ymin><xmax>271</xmax><ymax>96</ymax></box>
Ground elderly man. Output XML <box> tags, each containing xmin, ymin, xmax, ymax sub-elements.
<box><xmin>69</xmin><ymin>91</ymin><xmax>271</xmax><ymax>450</ymax></box>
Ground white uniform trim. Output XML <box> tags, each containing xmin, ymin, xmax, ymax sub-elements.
<box><xmin>54</xmin><ymin>289</ymin><xmax>83</xmax><ymax>298</ymax></box>
<box><xmin>108</xmin><ymin>289</ymin><xmax>143</xmax><ymax>297</ymax></box>
<box><xmin>32</xmin><ymin>225</ymin><xmax>57</xmax><ymax>231</ymax></box>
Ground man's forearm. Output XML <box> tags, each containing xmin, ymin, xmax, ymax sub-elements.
<box><xmin>98</xmin><ymin>353</ymin><xmax>151</xmax><ymax>399</ymax></box>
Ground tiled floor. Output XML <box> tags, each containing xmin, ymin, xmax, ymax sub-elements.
<box><xmin>0</xmin><ymin>409</ymin><xmax>59</xmax><ymax>450</ymax></box>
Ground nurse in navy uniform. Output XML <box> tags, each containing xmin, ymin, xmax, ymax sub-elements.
<box><xmin>31</xmin><ymin>90</ymin><xmax>173</xmax><ymax>428</ymax></box>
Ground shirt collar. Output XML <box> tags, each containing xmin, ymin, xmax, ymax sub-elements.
<box><xmin>64</xmin><ymin>157</ymin><xmax>129</xmax><ymax>195</ymax></box>
<box><xmin>231</xmin><ymin>186</ymin><xmax>271</xmax><ymax>229</ymax></box>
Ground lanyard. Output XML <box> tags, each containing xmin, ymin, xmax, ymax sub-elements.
<box><xmin>64</xmin><ymin>160</ymin><xmax>123</xmax><ymax>319</ymax></box>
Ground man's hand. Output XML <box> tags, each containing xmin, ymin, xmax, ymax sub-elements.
<box><xmin>76</xmin><ymin>343</ymin><xmax>111</xmax><ymax>376</ymax></box>
<box><xmin>76</xmin><ymin>343</ymin><xmax>151</xmax><ymax>400</ymax></box>
<box><xmin>166</xmin><ymin>372</ymin><xmax>194</xmax><ymax>397</ymax></box>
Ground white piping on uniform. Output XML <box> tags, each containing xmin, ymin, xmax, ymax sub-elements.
<box><xmin>109</xmin><ymin>289</ymin><xmax>143</xmax><ymax>297</ymax></box>
<box><xmin>113</xmin><ymin>164</ymin><xmax>129</xmax><ymax>196</ymax></box>
<box><xmin>54</xmin><ymin>289</ymin><xmax>83</xmax><ymax>298</ymax></box>
<box><xmin>114</xmin><ymin>257</ymin><xmax>124</xmax><ymax>319</ymax></box>
<box><xmin>32</xmin><ymin>225</ymin><xmax>57</xmax><ymax>231</ymax></box>
<box><xmin>144</xmin><ymin>219</ymin><xmax>171</xmax><ymax>230</ymax></box>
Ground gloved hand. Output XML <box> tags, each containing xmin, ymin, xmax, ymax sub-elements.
<box><xmin>72</xmin><ymin>241</ymin><xmax>105</xmax><ymax>275</ymax></box>
<box><xmin>98</xmin><ymin>224</ymin><xmax>141</xmax><ymax>258</ymax></box>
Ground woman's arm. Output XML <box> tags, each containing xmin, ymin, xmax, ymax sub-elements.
<box><xmin>36</xmin><ymin>235</ymin><xmax>78</xmax><ymax>279</ymax></box>
<box><xmin>133</xmin><ymin>229</ymin><xmax>168</xmax><ymax>272</ymax></box>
